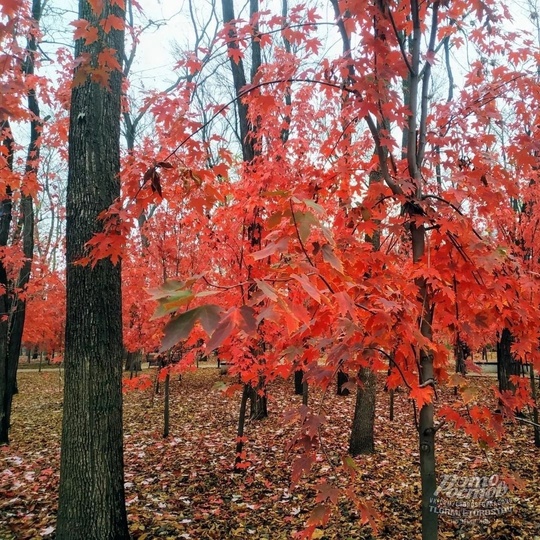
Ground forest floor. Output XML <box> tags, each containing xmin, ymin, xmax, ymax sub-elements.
<box><xmin>0</xmin><ymin>368</ymin><xmax>538</xmax><ymax>540</ymax></box>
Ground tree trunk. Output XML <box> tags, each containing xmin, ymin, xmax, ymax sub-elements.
<box><xmin>0</xmin><ymin>0</ymin><xmax>41</xmax><ymax>445</ymax></box>
<box><xmin>454</xmin><ymin>338</ymin><xmax>467</xmax><ymax>376</ymax></box>
<box><xmin>497</xmin><ymin>328</ymin><xmax>520</xmax><ymax>394</ymax></box>
<box><xmin>163</xmin><ymin>370</ymin><xmax>170</xmax><ymax>438</ymax></box>
<box><xmin>294</xmin><ymin>369</ymin><xmax>303</xmax><ymax>395</ymax></box>
<box><xmin>412</xmin><ymin>222</ymin><xmax>437</xmax><ymax>540</ymax></box>
<box><xmin>125</xmin><ymin>350</ymin><xmax>141</xmax><ymax>376</ymax></box>
<box><xmin>302</xmin><ymin>380</ymin><xmax>308</xmax><ymax>406</ymax></box>
<box><xmin>249</xmin><ymin>381</ymin><xmax>268</xmax><ymax>420</ymax></box>
<box><xmin>349</xmin><ymin>368</ymin><xmax>377</xmax><ymax>455</ymax></box>
<box><xmin>337</xmin><ymin>370</ymin><xmax>350</xmax><ymax>396</ymax></box>
<box><xmin>530</xmin><ymin>364</ymin><xmax>540</xmax><ymax>448</ymax></box>
<box><xmin>221</xmin><ymin>0</ymin><xmax>255</xmax><ymax>161</ymax></box>
<box><xmin>56</xmin><ymin>1</ymin><xmax>129</xmax><ymax>538</ymax></box>
<box><xmin>0</xmin><ymin>122</ymin><xmax>13</xmax><ymax>445</ymax></box>
<box><xmin>234</xmin><ymin>384</ymin><xmax>250</xmax><ymax>471</ymax></box>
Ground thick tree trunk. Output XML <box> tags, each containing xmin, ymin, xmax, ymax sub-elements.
<box><xmin>56</xmin><ymin>1</ymin><xmax>129</xmax><ymax>538</ymax></box>
<box><xmin>349</xmin><ymin>368</ymin><xmax>377</xmax><ymax>455</ymax></box>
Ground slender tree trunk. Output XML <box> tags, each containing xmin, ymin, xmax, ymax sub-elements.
<box><xmin>413</xmin><ymin>225</ymin><xmax>437</xmax><ymax>540</ymax></box>
<box><xmin>349</xmin><ymin>367</ymin><xmax>377</xmax><ymax>455</ymax></box>
<box><xmin>294</xmin><ymin>369</ymin><xmax>303</xmax><ymax>395</ymax></box>
<box><xmin>56</xmin><ymin>1</ymin><xmax>129</xmax><ymax>538</ymax></box>
<box><xmin>337</xmin><ymin>370</ymin><xmax>350</xmax><ymax>396</ymax></box>
<box><xmin>0</xmin><ymin>0</ymin><xmax>41</xmax><ymax>444</ymax></box>
<box><xmin>223</xmin><ymin>0</ymin><xmax>268</xmax><ymax>467</ymax></box>
<box><xmin>454</xmin><ymin>336</ymin><xmax>467</xmax><ymax>395</ymax></box>
<box><xmin>163</xmin><ymin>370</ymin><xmax>170</xmax><ymax>438</ymax></box>
<box><xmin>221</xmin><ymin>0</ymin><xmax>254</xmax><ymax>162</ymax></box>
<box><xmin>234</xmin><ymin>384</ymin><xmax>250</xmax><ymax>471</ymax></box>
<box><xmin>0</xmin><ymin>122</ymin><xmax>13</xmax><ymax>445</ymax></box>
<box><xmin>302</xmin><ymin>379</ymin><xmax>308</xmax><ymax>406</ymax></box>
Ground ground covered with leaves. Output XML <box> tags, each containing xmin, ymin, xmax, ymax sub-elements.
<box><xmin>0</xmin><ymin>368</ymin><xmax>538</xmax><ymax>539</ymax></box>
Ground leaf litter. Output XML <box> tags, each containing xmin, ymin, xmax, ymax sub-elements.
<box><xmin>0</xmin><ymin>370</ymin><xmax>538</xmax><ymax>539</ymax></box>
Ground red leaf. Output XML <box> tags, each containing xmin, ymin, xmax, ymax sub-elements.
<box><xmin>88</xmin><ymin>0</ymin><xmax>104</xmax><ymax>15</ymax></box>
<box><xmin>207</xmin><ymin>311</ymin><xmax>235</xmax><ymax>351</ymax></box>
<box><xmin>315</xmin><ymin>482</ymin><xmax>340</xmax><ymax>504</ymax></box>
<box><xmin>254</xmin><ymin>278</ymin><xmax>279</xmax><ymax>301</ymax></box>
<box><xmin>101</xmin><ymin>14</ymin><xmax>124</xmax><ymax>33</ymax></box>
<box><xmin>321</xmin><ymin>244</ymin><xmax>343</xmax><ymax>273</ymax></box>
<box><xmin>70</xmin><ymin>20</ymin><xmax>99</xmax><ymax>45</ymax></box>
<box><xmin>409</xmin><ymin>385</ymin><xmax>434</xmax><ymax>408</ymax></box>
<box><xmin>227</xmin><ymin>47</ymin><xmax>243</xmax><ymax>64</ymax></box>
<box><xmin>97</xmin><ymin>48</ymin><xmax>122</xmax><ymax>72</ymax></box>
<box><xmin>292</xmin><ymin>273</ymin><xmax>321</xmax><ymax>303</ymax></box>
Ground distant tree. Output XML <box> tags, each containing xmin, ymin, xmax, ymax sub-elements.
<box><xmin>0</xmin><ymin>0</ymin><xmax>42</xmax><ymax>444</ymax></box>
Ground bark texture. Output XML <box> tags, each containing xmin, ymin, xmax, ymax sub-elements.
<box><xmin>56</xmin><ymin>1</ymin><xmax>129</xmax><ymax>538</ymax></box>
<box><xmin>349</xmin><ymin>367</ymin><xmax>377</xmax><ymax>455</ymax></box>
<box><xmin>497</xmin><ymin>328</ymin><xmax>521</xmax><ymax>393</ymax></box>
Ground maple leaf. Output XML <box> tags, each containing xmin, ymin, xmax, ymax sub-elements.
<box><xmin>321</xmin><ymin>244</ymin><xmax>343</xmax><ymax>273</ymax></box>
<box><xmin>70</xmin><ymin>20</ymin><xmax>99</xmax><ymax>45</ymax></box>
<box><xmin>251</xmin><ymin>238</ymin><xmax>288</xmax><ymax>260</ymax></box>
<box><xmin>254</xmin><ymin>278</ymin><xmax>279</xmax><ymax>301</ymax></box>
<box><xmin>101</xmin><ymin>14</ymin><xmax>124</xmax><ymax>33</ymax></box>
<box><xmin>358</xmin><ymin>500</ymin><xmax>379</xmax><ymax>534</ymax></box>
<box><xmin>88</xmin><ymin>0</ymin><xmax>104</xmax><ymax>15</ymax></box>
<box><xmin>291</xmin><ymin>453</ymin><xmax>315</xmax><ymax>484</ymax></box>
<box><xmin>408</xmin><ymin>384</ymin><xmax>434</xmax><ymax>408</ymax></box>
<box><xmin>307</xmin><ymin>503</ymin><xmax>331</xmax><ymax>526</ymax></box>
<box><xmin>152</xmin><ymin>290</ymin><xmax>195</xmax><ymax>319</ymax></box>
<box><xmin>206</xmin><ymin>310</ymin><xmax>235</xmax><ymax>350</ymax></box>
<box><xmin>161</xmin><ymin>305</ymin><xmax>222</xmax><ymax>351</ymax></box>
<box><xmin>292</xmin><ymin>273</ymin><xmax>321</xmax><ymax>303</ymax></box>
<box><xmin>97</xmin><ymin>48</ymin><xmax>122</xmax><ymax>72</ymax></box>
<box><xmin>315</xmin><ymin>481</ymin><xmax>340</xmax><ymax>504</ymax></box>
<box><xmin>227</xmin><ymin>47</ymin><xmax>243</xmax><ymax>64</ymax></box>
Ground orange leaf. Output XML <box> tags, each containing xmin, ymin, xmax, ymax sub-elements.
<box><xmin>101</xmin><ymin>14</ymin><xmax>124</xmax><ymax>33</ymax></box>
<box><xmin>88</xmin><ymin>0</ymin><xmax>104</xmax><ymax>15</ymax></box>
<box><xmin>409</xmin><ymin>385</ymin><xmax>434</xmax><ymax>408</ymax></box>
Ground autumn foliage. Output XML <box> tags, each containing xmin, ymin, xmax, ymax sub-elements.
<box><xmin>2</xmin><ymin>0</ymin><xmax>540</xmax><ymax>536</ymax></box>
